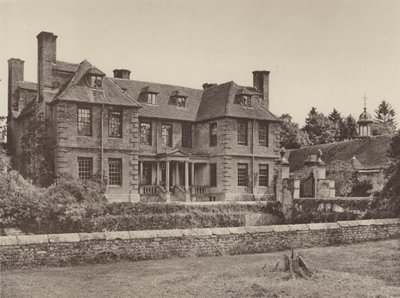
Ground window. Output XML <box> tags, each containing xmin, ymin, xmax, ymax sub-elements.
<box><xmin>237</xmin><ymin>163</ymin><xmax>248</xmax><ymax>187</ymax></box>
<box><xmin>77</xmin><ymin>107</ymin><xmax>92</xmax><ymax>136</ymax></box>
<box><xmin>109</xmin><ymin>110</ymin><xmax>122</xmax><ymax>138</ymax></box>
<box><xmin>175</xmin><ymin>97</ymin><xmax>186</xmax><ymax>107</ymax></box>
<box><xmin>259</xmin><ymin>121</ymin><xmax>269</xmax><ymax>147</ymax></box>
<box><xmin>209</xmin><ymin>122</ymin><xmax>217</xmax><ymax>147</ymax></box>
<box><xmin>161</xmin><ymin>124</ymin><xmax>172</xmax><ymax>147</ymax></box>
<box><xmin>237</xmin><ymin>120</ymin><xmax>248</xmax><ymax>145</ymax></box>
<box><xmin>140</xmin><ymin>121</ymin><xmax>152</xmax><ymax>145</ymax></box>
<box><xmin>182</xmin><ymin>123</ymin><xmax>192</xmax><ymax>148</ymax></box>
<box><xmin>209</xmin><ymin>196</ymin><xmax>216</xmax><ymax>202</ymax></box>
<box><xmin>78</xmin><ymin>157</ymin><xmax>93</xmax><ymax>180</ymax></box>
<box><xmin>89</xmin><ymin>75</ymin><xmax>102</xmax><ymax>88</ymax></box>
<box><xmin>259</xmin><ymin>164</ymin><xmax>269</xmax><ymax>187</ymax></box>
<box><xmin>210</xmin><ymin>163</ymin><xmax>217</xmax><ymax>187</ymax></box>
<box><xmin>147</xmin><ymin>93</ymin><xmax>156</xmax><ymax>105</ymax></box>
<box><xmin>108</xmin><ymin>158</ymin><xmax>122</xmax><ymax>186</ymax></box>
<box><xmin>239</xmin><ymin>95</ymin><xmax>251</xmax><ymax>107</ymax></box>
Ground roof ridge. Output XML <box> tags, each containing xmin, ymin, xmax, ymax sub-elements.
<box><xmin>105</xmin><ymin>77</ymin><xmax>142</xmax><ymax>107</ymax></box>
<box><xmin>111</xmin><ymin>77</ymin><xmax>203</xmax><ymax>92</ymax></box>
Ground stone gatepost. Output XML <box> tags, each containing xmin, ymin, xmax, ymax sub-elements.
<box><xmin>275</xmin><ymin>147</ymin><xmax>290</xmax><ymax>205</ymax></box>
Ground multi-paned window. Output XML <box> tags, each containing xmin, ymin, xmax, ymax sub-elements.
<box><xmin>209</xmin><ymin>122</ymin><xmax>217</xmax><ymax>147</ymax></box>
<box><xmin>259</xmin><ymin>164</ymin><xmax>269</xmax><ymax>187</ymax></box>
<box><xmin>259</xmin><ymin>121</ymin><xmax>269</xmax><ymax>147</ymax></box>
<box><xmin>89</xmin><ymin>75</ymin><xmax>102</xmax><ymax>88</ymax></box>
<box><xmin>237</xmin><ymin>120</ymin><xmax>248</xmax><ymax>145</ymax></box>
<box><xmin>181</xmin><ymin>123</ymin><xmax>192</xmax><ymax>148</ymax></box>
<box><xmin>210</xmin><ymin>163</ymin><xmax>217</xmax><ymax>187</ymax></box>
<box><xmin>147</xmin><ymin>93</ymin><xmax>156</xmax><ymax>105</ymax></box>
<box><xmin>109</xmin><ymin>110</ymin><xmax>122</xmax><ymax>138</ymax></box>
<box><xmin>140</xmin><ymin>121</ymin><xmax>152</xmax><ymax>145</ymax></box>
<box><xmin>161</xmin><ymin>124</ymin><xmax>173</xmax><ymax>147</ymax></box>
<box><xmin>175</xmin><ymin>97</ymin><xmax>186</xmax><ymax>107</ymax></box>
<box><xmin>108</xmin><ymin>158</ymin><xmax>122</xmax><ymax>186</ymax></box>
<box><xmin>239</xmin><ymin>95</ymin><xmax>251</xmax><ymax>107</ymax></box>
<box><xmin>77</xmin><ymin>107</ymin><xmax>92</xmax><ymax>136</ymax></box>
<box><xmin>237</xmin><ymin>163</ymin><xmax>248</xmax><ymax>187</ymax></box>
<box><xmin>78</xmin><ymin>157</ymin><xmax>93</xmax><ymax>180</ymax></box>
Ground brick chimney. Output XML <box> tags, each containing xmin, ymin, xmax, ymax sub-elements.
<box><xmin>37</xmin><ymin>31</ymin><xmax>57</xmax><ymax>102</ymax></box>
<box><xmin>252</xmin><ymin>70</ymin><xmax>270</xmax><ymax>109</ymax></box>
<box><xmin>113</xmin><ymin>69</ymin><xmax>131</xmax><ymax>80</ymax></box>
<box><xmin>8</xmin><ymin>58</ymin><xmax>24</xmax><ymax>114</ymax></box>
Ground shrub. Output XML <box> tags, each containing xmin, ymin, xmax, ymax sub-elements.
<box><xmin>351</xmin><ymin>176</ymin><xmax>374</xmax><ymax>197</ymax></box>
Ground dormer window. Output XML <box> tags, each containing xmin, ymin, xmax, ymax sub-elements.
<box><xmin>239</xmin><ymin>95</ymin><xmax>251</xmax><ymax>107</ymax></box>
<box><xmin>170</xmin><ymin>90</ymin><xmax>188</xmax><ymax>108</ymax></box>
<box><xmin>89</xmin><ymin>75</ymin><xmax>103</xmax><ymax>88</ymax></box>
<box><xmin>147</xmin><ymin>93</ymin><xmax>156</xmax><ymax>105</ymax></box>
<box><xmin>175</xmin><ymin>97</ymin><xmax>186</xmax><ymax>108</ymax></box>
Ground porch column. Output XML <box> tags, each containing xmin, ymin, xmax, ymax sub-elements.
<box><xmin>156</xmin><ymin>161</ymin><xmax>160</xmax><ymax>185</ymax></box>
<box><xmin>139</xmin><ymin>161</ymin><xmax>143</xmax><ymax>184</ymax></box>
<box><xmin>191</xmin><ymin>162</ymin><xmax>195</xmax><ymax>186</ymax></box>
<box><xmin>175</xmin><ymin>161</ymin><xmax>179</xmax><ymax>186</ymax></box>
<box><xmin>185</xmin><ymin>161</ymin><xmax>190</xmax><ymax>202</ymax></box>
<box><xmin>165</xmin><ymin>160</ymin><xmax>170</xmax><ymax>202</ymax></box>
<box><xmin>185</xmin><ymin>161</ymin><xmax>189</xmax><ymax>190</ymax></box>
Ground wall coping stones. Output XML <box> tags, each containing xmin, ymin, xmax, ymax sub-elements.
<box><xmin>0</xmin><ymin>236</ymin><xmax>18</xmax><ymax>246</ymax></box>
<box><xmin>48</xmin><ymin>233</ymin><xmax>80</xmax><ymax>243</ymax></box>
<box><xmin>288</xmin><ymin>224</ymin><xmax>309</xmax><ymax>231</ymax></box>
<box><xmin>156</xmin><ymin>229</ymin><xmax>184</xmax><ymax>238</ymax></box>
<box><xmin>212</xmin><ymin>228</ymin><xmax>231</xmax><ymax>236</ymax></box>
<box><xmin>1</xmin><ymin>219</ymin><xmax>399</xmax><ymax>245</ymax></box>
<box><xmin>104</xmin><ymin>231</ymin><xmax>131</xmax><ymax>241</ymax></box>
<box><xmin>227</xmin><ymin>227</ymin><xmax>248</xmax><ymax>235</ymax></box>
<box><xmin>191</xmin><ymin>228</ymin><xmax>213</xmax><ymax>236</ymax></box>
<box><xmin>17</xmin><ymin>234</ymin><xmax>49</xmax><ymax>245</ymax></box>
<box><xmin>307</xmin><ymin>223</ymin><xmax>328</xmax><ymax>230</ymax></box>
<box><xmin>129</xmin><ymin>230</ymin><xmax>158</xmax><ymax>239</ymax></box>
<box><xmin>271</xmin><ymin>225</ymin><xmax>291</xmax><ymax>232</ymax></box>
<box><xmin>79</xmin><ymin>232</ymin><xmax>106</xmax><ymax>241</ymax></box>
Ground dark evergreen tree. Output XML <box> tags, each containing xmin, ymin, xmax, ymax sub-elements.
<box><xmin>303</xmin><ymin>107</ymin><xmax>335</xmax><ymax>145</ymax></box>
<box><xmin>328</xmin><ymin>108</ymin><xmax>344</xmax><ymax>141</ymax></box>
<box><xmin>339</xmin><ymin>115</ymin><xmax>358</xmax><ymax>140</ymax></box>
<box><xmin>373</xmin><ymin>100</ymin><xmax>397</xmax><ymax>135</ymax></box>
<box><xmin>279</xmin><ymin>114</ymin><xmax>312</xmax><ymax>149</ymax></box>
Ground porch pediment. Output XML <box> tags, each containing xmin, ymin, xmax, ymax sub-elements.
<box><xmin>156</xmin><ymin>149</ymin><xmax>189</xmax><ymax>160</ymax></box>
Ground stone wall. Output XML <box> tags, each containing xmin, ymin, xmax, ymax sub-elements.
<box><xmin>1</xmin><ymin>218</ymin><xmax>399</xmax><ymax>269</ymax></box>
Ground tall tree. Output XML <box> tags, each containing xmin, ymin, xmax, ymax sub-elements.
<box><xmin>328</xmin><ymin>108</ymin><xmax>344</xmax><ymax>141</ymax></box>
<box><xmin>339</xmin><ymin>115</ymin><xmax>358</xmax><ymax>140</ymax></box>
<box><xmin>373</xmin><ymin>100</ymin><xmax>397</xmax><ymax>135</ymax></box>
<box><xmin>303</xmin><ymin>107</ymin><xmax>335</xmax><ymax>145</ymax></box>
<box><xmin>279</xmin><ymin>114</ymin><xmax>311</xmax><ymax>149</ymax></box>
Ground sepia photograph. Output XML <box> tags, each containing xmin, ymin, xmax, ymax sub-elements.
<box><xmin>0</xmin><ymin>0</ymin><xmax>399</xmax><ymax>297</ymax></box>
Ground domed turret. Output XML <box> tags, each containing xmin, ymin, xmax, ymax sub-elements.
<box><xmin>357</xmin><ymin>94</ymin><xmax>373</xmax><ymax>137</ymax></box>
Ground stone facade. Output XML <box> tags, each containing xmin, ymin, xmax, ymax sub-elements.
<box><xmin>7</xmin><ymin>31</ymin><xmax>282</xmax><ymax>202</ymax></box>
<box><xmin>0</xmin><ymin>218</ymin><xmax>399</xmax><ymax>269</ymax></box>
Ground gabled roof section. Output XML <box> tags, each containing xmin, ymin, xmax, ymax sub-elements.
<box><xmin>171</xmin><ymin>89</ymin><xmax>188</xmax><ymax>98</ymax></box>
<box><xmin>53</xmin><ymin>60</ymin><xmax>140</xmax><ymax>107</ymax></box>
<box><xmin>53</xmin><ymin>61</ymin><xmax>80</xmax><ymax>73</ymax></box>
<box><xmin>197</xmin><ymin>81</ymin><xmax>280</xmax><ymax>122</ymax></box>
<box><xmin>156</xmin><ymin>149</ymin><xmax>189</xmax><ymax>158</ymax></box>
<box><xmin>17</xmin><ymin>81</ymin><xmax>37</xmax><ymax>91</ymax></box>
<box><xmin>113</xmin><ymin>79</ymin><xmax>203</xmax><ymax>121</ymax></box>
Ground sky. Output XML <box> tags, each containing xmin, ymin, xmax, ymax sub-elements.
<box><xmin>1</xmin><ymin>0</ymin><xmax>400</xmax><ymax>125</ymax></box>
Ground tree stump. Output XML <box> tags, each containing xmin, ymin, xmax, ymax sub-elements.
<box><xmin>281</xmin><ymin>250</ymin><xmax>313</xmax><ymax>279</ymax></box>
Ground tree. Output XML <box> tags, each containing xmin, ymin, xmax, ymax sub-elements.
<box><xmin>368</xmin><ymin>132</ymin><xmax>400</xmax><ymax>217</ymax></box>
<box><xmin>328</xmin><ymin>109</ymin><xmax>346</xmax><ymax>141</ymax></box>
<box><xmin>373</xmin><ymin>100</ymin><xmax>397</xmax><ymax>135</ymax></box>
<box><xmin>339</xmin><ymin>115</ymin><xmax>358</xmax><ymax>140</ymax></box>
<box><xmin>279</xmin><ymin>114</ymin><xmax>311</xmax><ymax>149</ymax></box>
<box><xmin>302</xmin><ymin>107</ymin><xmax>335</xmax><ymax>145</ymax></box>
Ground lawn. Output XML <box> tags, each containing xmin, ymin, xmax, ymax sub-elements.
<box><xmin>1</xmin><ymin>240</ymin><xmax>399</xmax><ymax>298</ymax></box>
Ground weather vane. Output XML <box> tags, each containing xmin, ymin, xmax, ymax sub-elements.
<box><xmin>363</xmin><ymin>93</ymin><xmax>367</xmax><ymax>111</ymax></box>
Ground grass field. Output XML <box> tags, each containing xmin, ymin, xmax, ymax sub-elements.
<box><xmin>1</xmin><ymin>240</ymin><xmax>399</xmax><ymax>298</ymax></box>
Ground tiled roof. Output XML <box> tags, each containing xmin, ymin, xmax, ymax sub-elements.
<box><xmin>113</xmin><ymin>79</ymin><xmax>203</xmax><ymax>121</ymax></box>
<box><xmin>53</xmin><ymin>61</ymin><xmax>79</xmax><ymax>73</ymax></box>
<box><xmin>17</xmin><ymin>81</ymin><xmax>37</xmax><ymax>91</ymax></box>
<box><xmin>197</xmin><ymin>81</ymin><xmax>280</xmax><ymax>122</ymax></box>
<box><xmin>54</xmin><ymin>60</ymin><xmax>140</xmax><ymax>107</ymax></box>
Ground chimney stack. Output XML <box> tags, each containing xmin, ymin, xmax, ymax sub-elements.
<box><xmin>8</xmin><ymin>58</ymin><xmax>24</xmax><ymax>114</ymax></box>
<box><xmin>202</xmin><ymin>83</ymin><xmax>217</xmax><ymax>90</ymax></box>
<box><xmin>37</xmin><ymin>31</ymin><xmax>57</xmax><ymax>102</ymax></box>
<box><xmin>252</xmin><ymin>70</ymin><xmax>270</xmax><ymax>109</ymax></box>
<box><xmin>113</xmin><ymin>69</ymin><xmax>131</xmax><ymax>80</ymax></box>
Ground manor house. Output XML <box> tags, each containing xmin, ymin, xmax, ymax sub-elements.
<box><xmin>7</xmin><ymin>31</ymin><xmax>282</xmax><ymax>202</ymax></box>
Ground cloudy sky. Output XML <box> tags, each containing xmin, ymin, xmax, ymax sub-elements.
<box><xmin>1</xmin><ymin>0</ymin><xmax>399</xmax><ymax>125</ymax></box>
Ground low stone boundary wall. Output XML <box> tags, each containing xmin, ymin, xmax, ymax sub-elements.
<box><xmin>0</xmin><ymin>218</ymin><xmax>399</xmax><ymax>269</ymax></box>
